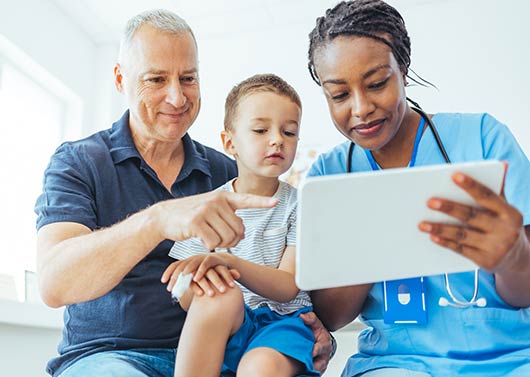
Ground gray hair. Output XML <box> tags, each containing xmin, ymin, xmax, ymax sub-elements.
<box><xmin>118</xmin><ymin>9</ymin><xmax>196</xmax><ymax>63</ymax></box>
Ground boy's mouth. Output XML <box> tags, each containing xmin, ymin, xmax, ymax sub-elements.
<box><xmin>266</xmin><ymin>152</ymin><xmax>284</xmax><ymax>159</ymax></box>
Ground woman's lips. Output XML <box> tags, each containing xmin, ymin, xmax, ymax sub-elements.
<box><xmin>353</xmin><ymin>119</ymin><xmax>384</xmax><ymax>137</ymax></box>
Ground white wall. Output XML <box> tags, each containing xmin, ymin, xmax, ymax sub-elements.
<box><xmin>184</xmin><ymin>0</ymin><xmax>530</xmax><ymax>156</ymax></box>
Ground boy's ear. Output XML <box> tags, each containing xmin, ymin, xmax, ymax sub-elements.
<box><xmin>221</xmin><ymin>130</ymin><xmax>236</xmax><ymax>156</ymax></box>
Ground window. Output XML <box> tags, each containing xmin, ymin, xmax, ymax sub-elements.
<box><xmin>0</xmin><ymin>34</ymin><xmax>82</xmax><ymax>301</ymax></box>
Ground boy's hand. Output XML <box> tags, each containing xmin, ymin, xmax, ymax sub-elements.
<box><xmin>161</xmin><ymin>255</ymin><xmax>239</xmax><ymax>297</ymax></box>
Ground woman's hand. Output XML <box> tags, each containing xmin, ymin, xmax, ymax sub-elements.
<box><xmin>161</xmin><ymin>254</ymin><xmax>240</xmax><ymax>297</ymax></box>
<box><xmin>418</xmin><ymin>171</ymin><xmax>524</xmax><ymax>272</ymax></box>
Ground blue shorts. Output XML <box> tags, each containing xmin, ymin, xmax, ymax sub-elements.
<box><xmin>221</xmin><ymin>305</ymin><xmax>319</xmax><ymax>376</ymax></box>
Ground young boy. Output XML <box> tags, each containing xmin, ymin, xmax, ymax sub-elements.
<box><xmin>161</xmin><ymin>74</ymin><xmax>318</xmax><ymax>377</ymax></box>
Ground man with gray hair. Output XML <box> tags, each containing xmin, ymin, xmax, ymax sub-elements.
<box><xmin>35</xmin><ymin>9</ymin><xmax>333</xmax><ymax>376</ymax></box>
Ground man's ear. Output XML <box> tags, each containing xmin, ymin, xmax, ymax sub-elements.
<box><xmin>114</xmin><ymin>64</ymin><xmax>124</xmax><ymax>93</ymax></box>
<box><xmin>221</xmin><ymin>130</ymin><xmax>236</xmax><ymax>156</ymax></box>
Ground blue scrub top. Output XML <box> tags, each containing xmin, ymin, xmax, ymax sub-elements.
<box><xmin>308</xmin><ymin>113</ymin><xmax>530</xmax><ymax>376</ymax></box>
<box><xmin>34</xmin><ymin>111</ymin><xmax>238</xmax><ymax>376</ymax></box>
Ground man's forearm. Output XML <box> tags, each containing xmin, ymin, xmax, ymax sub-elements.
<box><xmin>37</xmin><ymin>205</ymin><xmax>163</xmax><ymax>307</ymax></box>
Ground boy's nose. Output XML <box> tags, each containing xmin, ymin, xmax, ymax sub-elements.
<box><xmin>269</xmin><ymin>132</ymin><xmax>284</xmax><ymax>146</ymax></box>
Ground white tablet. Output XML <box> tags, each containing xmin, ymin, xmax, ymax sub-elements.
<box><xmin>295</xmin><ymin>160</ymin><xmax>504</xmax><ymax>290</ymax></box>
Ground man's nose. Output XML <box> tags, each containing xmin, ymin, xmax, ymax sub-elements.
<box><xmin>166</xmin><ymin>81</ymin><xmax>187</xmax><ymax>108</ymax></box>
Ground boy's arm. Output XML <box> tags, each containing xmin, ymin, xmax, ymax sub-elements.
<box><xmin>176</xmin><ymin>247</ymin><xmax>300</xmax><ymax>303</ymax></box>
<box><xmin>231</xmin><ymin>245</ymin><xmax>299</xmax><ymax>303</ymax></box>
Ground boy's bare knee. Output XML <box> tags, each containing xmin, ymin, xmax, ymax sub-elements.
<box><xmin>190</xmin><ymin>284</ymin><xmax>244</xmax><ymax>319</ymax></box>
<box><xmin>237</xmin><ymin>347</ymin><xmax>301</xmax><ymax>377</ymax></box>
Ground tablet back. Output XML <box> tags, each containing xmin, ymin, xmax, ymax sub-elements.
<box><xmin>295</xmin><ymin>160</ymin><xmax>504</xmax><ymax>290</ymax></box>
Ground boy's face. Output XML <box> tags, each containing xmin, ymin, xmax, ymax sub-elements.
<box><xmin>222</xmin><ymin>91</ymin><xmax>301</xmax><ymax>179</ymax></box>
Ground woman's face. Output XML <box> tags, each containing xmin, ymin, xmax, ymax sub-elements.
<box><xmin>313</xmin><ymin>36</ymin><xmax>408</xmax><ymax>152</ymax></box>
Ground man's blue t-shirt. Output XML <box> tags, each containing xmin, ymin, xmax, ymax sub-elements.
<box><xmin>35</xmin><ymin>111</ymin><xmax>237</xmax><ymax>376</ymax></box>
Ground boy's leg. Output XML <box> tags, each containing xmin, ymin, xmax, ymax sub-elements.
<box><xmin>237</xmin><ymin>347</ymin><xmax>303</xmax><ymax>377</ymax></box>
<box><xmin>174</xmin><ymin>285</ymin><xmax>245</xmax><ymax>377</ymax></box>
<box><xmin>235</xmin><ymin>307</ymin><xmax>319</xmax><ymax>377</ymax></box>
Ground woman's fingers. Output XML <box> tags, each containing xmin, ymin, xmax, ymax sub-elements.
<box><xmin>451</xmin><ymin>173</ymin><xmax>508</xmax><ymax>215</ymax></box>
<box><xmin>425</xmin><ymin>198</ymin><xmax>495</xmax><ymax>233</ymax></box>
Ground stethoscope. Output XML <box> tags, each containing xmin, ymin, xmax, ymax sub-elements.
<box><xmin>346</xmin><ymin>99</ymin><xmax>487</xmax><ymax>309</ymax></box>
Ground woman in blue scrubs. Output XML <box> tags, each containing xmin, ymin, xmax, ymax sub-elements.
<box><xmin>306</xmin><ymin>1</ymin><xmax>530</xmax><ymax>376</ymax></box>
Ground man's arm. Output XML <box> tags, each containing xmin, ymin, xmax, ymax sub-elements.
<box><xmin>38</xmin><ymin>191</ymin><xmax>276</xmax><ymax>308</ymax></box>
<box><xmin>37</xmin><ymin>207</ymin><xmax>162</xmax><ymax>308</ymax></box>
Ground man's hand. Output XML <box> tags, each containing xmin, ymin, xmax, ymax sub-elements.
<box><xmin>156</xmin><ymin>190</ymin><xmax>277</xmax><ymax>250</ymax></box>
<box><xmin>300</xmin><ymin>311</ymin><xmax>334</xmax><ymax>374</ymax></box>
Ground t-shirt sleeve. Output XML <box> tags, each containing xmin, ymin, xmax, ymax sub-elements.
<box><xmin>34</xmin><ymin>143</ymin><xmax>98</xmax><ymax>230</ymax></box>
<box><xmin>481</xmin><ymin>114</ymin><xmax>530</xmax><ymax>225</ymax></box>
<box><xmin>306</xmin><ymin>155</ymin><xmax>325</xmax><ymax>178</ymax></box>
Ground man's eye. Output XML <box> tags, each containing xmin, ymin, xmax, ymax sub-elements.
<box><xmin>181</xmin><ymin>76</ymin><xmax>197</xmax><ymax>83</ymax></box>
<box><xmin>147</xmin><ymin>77</ymin><xmax>164</xmax><ymax>83</ymax></box>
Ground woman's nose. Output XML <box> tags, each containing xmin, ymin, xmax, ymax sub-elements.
<box><xmin>350</xmin><ymin>91</ymin><xmax>375</xmax><ymax>119</ymax></box>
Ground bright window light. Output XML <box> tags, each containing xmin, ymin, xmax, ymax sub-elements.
<box><xmin>0</xmin><ymin>35</ymin><xmax>82</xmax><ymax>300</ymax></box>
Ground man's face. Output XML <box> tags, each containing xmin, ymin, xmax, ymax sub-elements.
<box><xmin>115</xmin><ymin>25</ymin><xmax>200</xmax><ymax>144</ymax></box>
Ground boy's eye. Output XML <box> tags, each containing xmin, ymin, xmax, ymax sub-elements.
<box><xmin>253</xmin><ymin>129</ymin><xmax>266</xmax><ymax>134</ymax></box>
<box><xmin>283</xmin><ymin>130</ymin><xmax>297</xmax><ymax>137</ymax></box>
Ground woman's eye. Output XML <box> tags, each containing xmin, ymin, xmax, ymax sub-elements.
<box><xmin>330</xmin><ymin>92</ymin><xmax>348</xmax><ymax>101</ymax></box>
<box><xmin>369</xmin><ymin>78</ymin><xmax>389</xmax><ymax>89</ymax></box>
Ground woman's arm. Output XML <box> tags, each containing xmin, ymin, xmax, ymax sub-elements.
<box><xmin>491</xmin><ymin>225</ymin><xmax>530</xmax><ymax>307</ymax></box>
<box><xmin>310</xmin><ymin>284</ymin><xmax>372</xmax><ymax>331</ymax></box>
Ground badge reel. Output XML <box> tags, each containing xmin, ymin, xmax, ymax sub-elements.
<box><xmin>383</xmin><ymin>277</ymin><xmax>427</xmax><ymax>325</ymax></box>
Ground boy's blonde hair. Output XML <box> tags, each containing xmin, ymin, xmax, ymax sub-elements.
<box><xmin>224</xmin><ymin>74</ymin><xmax>302</xmax><ymax>131</ymax></box>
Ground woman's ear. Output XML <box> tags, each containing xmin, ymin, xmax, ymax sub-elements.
<box><xmin>221</xmin><ymin>130</ymin><xmax>237</xmax><ymax>156</ymax></box>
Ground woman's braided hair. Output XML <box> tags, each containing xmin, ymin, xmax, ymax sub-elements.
<box><xmin>308</xmin><ymin>0</ymin><xmax>426</xmax><ymax>87</ymax></box>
